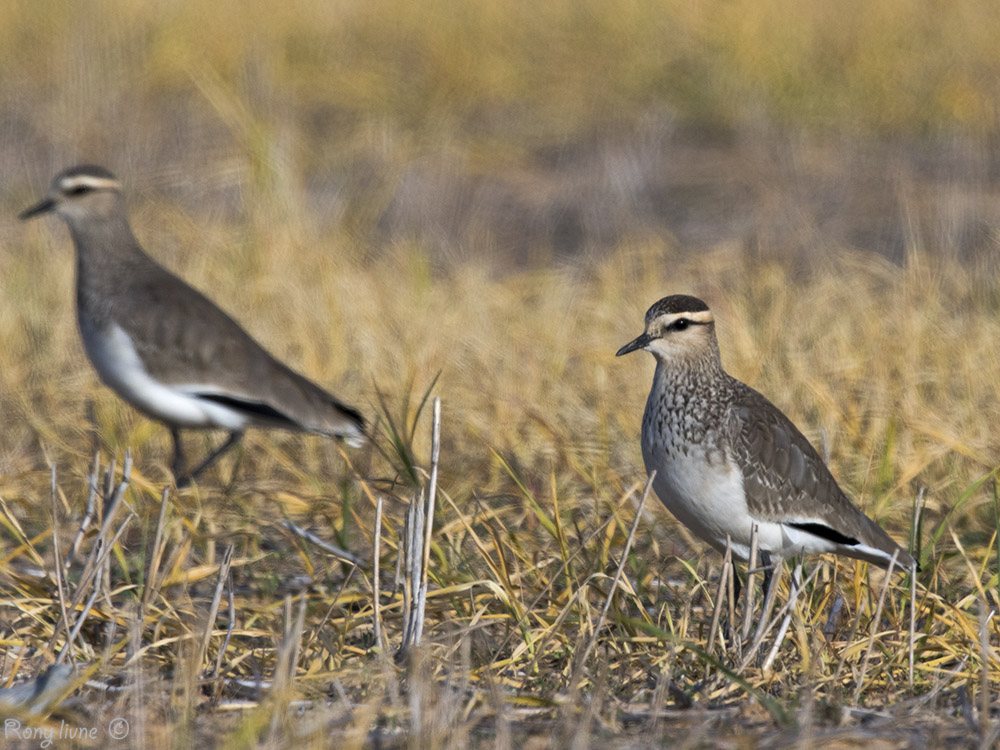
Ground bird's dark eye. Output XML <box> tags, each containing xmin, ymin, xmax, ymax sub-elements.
<box><xmin>671</xmin><ymin>318</ymin><xmax>690</xmax><ymax>331</ymax></box>
<box><xmin>66</xmin><ymin>185</ymin><xmax>91</xmax><ymax>196</ymax></box>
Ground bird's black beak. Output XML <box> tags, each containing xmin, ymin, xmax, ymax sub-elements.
<box><xmin>19</xmin><ymin>197</ymin><xmax>56</xmax><ymax>221</ymax></box>
<box><xmin>616</xmin><ymin>332</ymin><xmax>654</xmax><ymax>357</ymax></box>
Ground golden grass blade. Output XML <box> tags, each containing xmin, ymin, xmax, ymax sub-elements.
<box><xmin>139</xmin><ymin>485</ymin><xmax>171</xmax><ymax>618</ymax></box>
<box><xmin>853</xmin><ymin>549</ymin><xmax>899</xmax><ymax>704</ymax></box>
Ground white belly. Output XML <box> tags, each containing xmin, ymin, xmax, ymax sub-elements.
<box><xmin>641</xmin><ymin>423</ymin><xmax>859</xmax><ymax>562</ymax></box>
<box><xmin>79</xmin><ymin>319</ymin><xmax>249</xmax><ymax>431</ymax></box>
<box><xmin>643</xmin><ymin>433</ymin><xmax>757</xmax><ymax>560</ymax></box>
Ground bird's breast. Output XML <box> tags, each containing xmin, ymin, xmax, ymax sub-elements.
<box><xmin>641</xmin><ymin>401</ymin><xmax>755</xmax><ymax>559</ymax></box>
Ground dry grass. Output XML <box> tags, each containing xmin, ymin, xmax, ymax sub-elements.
<box><xmin>1</xmin><ymin>236</ymin><xmax>998</xmax><ymax>747</ymax></box>
<box><xmin>1</xmin><ymin>0</ymin><xmax>1000</xmax><ymax>747</ymax></box>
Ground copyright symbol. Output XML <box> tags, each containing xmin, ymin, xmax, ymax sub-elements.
<box><xmin>109</xmin><ymin>718</ymin><xmax>129</xmax><ymax>740</ymax></box>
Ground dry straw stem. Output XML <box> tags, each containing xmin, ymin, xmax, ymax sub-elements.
<box><xmin>909</xmin><ymin>487</ymin><xmax>925</xmax><ymax>687</ymax></box>
<box><xmin>51</xmin><ymin>454</ymin><xmax>136</xmax><ymax>662</ymax></box>
<box><xmin>748</xmin><ymin>559</ymin><xmax>784</xmax><ymax>659</ymax></box>
<box><xmin>761</xmin><ymin>561</ymin><xmax>804</xmax><ymax>673</ymax></box>
<box><xmin>48</xmin><ymin>465</ymin><xmax>70</xmax><ymax>653</ymax></box>
<box><xmin>394</xmin><ymin>396</ymin><xmax>442</xmax><ymax>660</ymax></box>
<box><xmin>373</xmin><ymin>495</ymin><xmax>385</xmax><ymax>653</ymax></box>
<box><xmin>281</xmin><ymin>519</ymin><xmax>365</xmax><ymax>566</ymax></box>
<box><xmin>416</xmin><ymin>397</ymin><xmax>442</xmax><ymax>646</ymax></box>
<box><xmin>706</xmin><ymin>540</ymin><xmax>732</xmax><ymax>657</ymax></box>
<box><xmin>65</xmin><ymin>453</ymin><xmax>100</xmax><ymax>565</ymax></box>
<box><xmin>197</xmin><ymin>543</ymin><xmax>235</xmax><ymax>671</ymax></box>
<box><xmin>851</xmin><ymin>548</ymin><xmax>898</xmax><ymax>704</ymax></box>
<box><xmin>58</xmin><ymin>510</ymin><xmax>135</xmax><ymax>663</ymax></box>
<box><xmin>741</xmin><ymin>525</ymin><xmax>760</xmax><ymax>642</ymax></box>
<box><xmin>137</xmin><ymin>485</ymin><xmax>171</xmax><ymax>633</ymax></box>
<box><xmin>578</xmin><ymin>470</ymin><xmax>654</xmax><ymax>670</ymax></box>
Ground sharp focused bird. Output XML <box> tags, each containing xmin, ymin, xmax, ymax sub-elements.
<box><xmin>617</xmin><ymin>294</ymin><xmax>915</xmax><ymax>596</ymax></box>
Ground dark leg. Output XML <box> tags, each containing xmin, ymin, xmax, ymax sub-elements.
<box><xmin>721</xmin><ymin>559</ymin><xmax>743</xmax><ymax>644</ymax></box>
<box><xmin>760</xmin><ymin>550</ymin><xmax>774</xmax><ymax>602</ymax></box>
<box><xmin>730</xmin><ymin>559</ymin><xmax>742</xmax><ymax>605</ymax></box>
<box><xmin>170</xmin><ymin>428</ymin><xmax>186</xmax><ymax>479</ymax></box>
<box><xmin>750</xmin><ymin>549</ymin><xmax>782</xmax><ymax>647</ymax></box>
<box><xmin>176</xmin><ymin>431</ymin><xmax>244</xmax><ymax>488</ymax></box>
<box><xmin>788</xmin><ymin>561</ymin><xmax>802</xmax><ymax>600</ymax></box>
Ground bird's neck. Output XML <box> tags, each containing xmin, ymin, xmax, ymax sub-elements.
<box><xmin>68</xmin><ymin>215</ymin><xmax>144</xmax><ymax>268</ymax></box>
<box><xmin>68</xmin><ymin>217</ymin><xmax>150</xmax><ymax>319</ymax></box>
<box><xmin>652</xmin><ymin>353</ymin><xmax>729</xmax><ymax>413</ymax></box>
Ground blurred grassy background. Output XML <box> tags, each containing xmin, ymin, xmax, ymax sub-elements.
<box><xmin>4</xmin><ymin>0</ymin><xmax>1000</xmax><ymax>265</ymax></box>
<box><xmin>1</xmin><ymin>0</ymin><xmax>999</xmax><ymax>746</ymax></box>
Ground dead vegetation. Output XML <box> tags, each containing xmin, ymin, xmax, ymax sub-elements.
<box><xmin>2</xmin><ymin>1</ymin><xmax>1000</xmax><ymax>746</ymax></box>
<box><xmin>1</xmin><ymin>242</ymin><xmax>998</xmax><ymax>748</ymax></box>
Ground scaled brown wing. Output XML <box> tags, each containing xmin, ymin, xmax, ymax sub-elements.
<box><xmin>723</xmin><ymin>380</ymin><xmax>890</xmax><ymax>547</ymax></box>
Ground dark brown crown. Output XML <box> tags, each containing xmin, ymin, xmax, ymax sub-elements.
<box><xmin>644</xmin><ymin>294</ymin><xmax>710</xmax><ymax>324</ymax></box>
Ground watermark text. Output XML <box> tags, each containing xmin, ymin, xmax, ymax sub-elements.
<box><xmin>4</xmin><ymin>717</ymin><xmax>128</xmax><ymax>747</ymax></box>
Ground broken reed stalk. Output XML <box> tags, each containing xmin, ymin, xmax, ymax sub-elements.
<box><xmin>852</xmin><ymin>549</ymin><xmax>899</xmax><ymax>705</ymax></box>
<box><xmin>398</xmin><ymin>397</ymin><xmax>442</xmax><ymax>658</ymax></box>
<box><xmin>49</xmin><ymin>465</ymin><xmax>72</xmax><ymax>653</ymax></box>
<box><xmin>408</xmin><ymin>495</ymin><xmax>426</xmax><ymax>648</ymax></box>
<box><xmin>398</xmin><ymin>491</ymin><xmax>420</xmax><ymax>652</ymax></box>
<box><xmin>215</xmin><ymin>574</ymin><xmax>236</xmax><ymax>680</ymax></box>
<box><xmin>707</xmin><ymin>540</ymin><xmax>732</xmax><ymax>656</ymax></box>
<box><xmin>373</xmin><ymin>495</ymin><xmax>384</xmax><ymax>652</ymax></box>
<box><xmin>909</xmin><ymin>564</ymin><xmax>918</xmax><ymax>687</ymax></box>
<box><xmin>268</xmin><ymin>595</ymin><xmax>309</xmax><ymax>740</ymax></box>
<box><xmin>66</xmin><ymin>452</ymin><xmax>100</xmax><ymax>565</ymax></box>
<box><xmin>57</xmin><ymin>512</ymin><xmax>135</xmax><ymax>663</ymax></box>
<box><xmin>281</xmin><ymin>519</ymin><xmax>364</xmax><ymax>566</ymax></box>
<box><xmin>578</xmin><ymin>471</ymin><xmax>655</xmax><ymax>670</ymax></box>
<box><xmin>198</xmin><ymin>544</ymin><xmax>235</xmax><ymax>672</ymax></box>
<box><xmin>909</xmin><ymin>486</ymin><xmax>925</xmax><ymax>688</ymax></box>
<box><xmin>750</xmin><ymin>557</ymin><xmax>783</xmax><ymax>652</ymax></box>
<box><xmin>415</xmin><ymin>397</ymin><xmax>442</xmax><ymax>646</ymax></box>
<box><xmin>761</xmin><ymin>560</ymin><xmax>804</xmax><ymax>673</ymax></box>
<box><xmin>50</xmin><ymin>454</ymin><xmax>135</xmax><ymax>657</ymax></box>
<box><xmin>741</xmin><ymin>525</ymin><xmax>759</xmax><ymax>642</ymax></box>
<box><xmin>739</xmin><ymin>565</ymin><xmax>821</xmax><ymax>672</ymax></box>
<box><xmin>979</xmin><ymin>597</ymin><xmax>994</xmax><ymax>742</ymax></box>
<box><xmin>139</xmin><ymin>486</ymin><xmax>171</xmax><ymax>621</ymax></box>
<box><xmin>286</xmin><ymin>595</ymin><xmax>308</xmax><ymax>685</ymax></box>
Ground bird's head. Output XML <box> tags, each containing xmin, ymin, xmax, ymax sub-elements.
<box><xmin>616</xmin><ymin>294</ymin><xmax>719</xmax><ymax>365</ymax></box>
<box><xmin>20</xmin><ymin>165</ymin><xmax>124</xmax><ymax>225</ymax></box>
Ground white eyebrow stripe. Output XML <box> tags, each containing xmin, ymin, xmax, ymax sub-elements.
<box><xmin>659</xmin><ymin>310</ymin><xmax>715</xmax><ymax>325</ymax></box>
<box><xmin>59</xmin><ymin>175</ymin><xmax>121</xmax><ymax>192</ymax></box>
